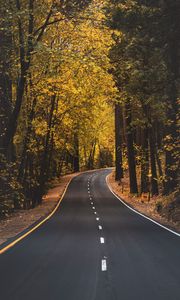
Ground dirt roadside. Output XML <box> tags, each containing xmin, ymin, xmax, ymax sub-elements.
<box><xmin>1</xmin><ymin>169</ymin><xmax>179</xmax><ymax>247</ymax></box>
<box><xmin>0</xmin><ymin>173</ymin><xmax>80</xmax><ymax>246</ymax></box>
<box><xmin>107</xmin><ymin>171</ymin><xmax>180</xmax><ymax>233</ymax></box>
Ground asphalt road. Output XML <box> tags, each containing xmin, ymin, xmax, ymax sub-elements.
<box><xmin>0</xmin><ymin>169</ymin><xmax>180</xmax><ymax>300</ymax></box>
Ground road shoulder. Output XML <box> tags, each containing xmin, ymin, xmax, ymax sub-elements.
<box><xmin>0</xmin><ymin>173</ymin><xmax>79</xmax><ymax>247</ymax></box>
<box><xmin>107</xmin><ymin>171</ymin><xmax>180</xmax><ymax>234</ymax></box>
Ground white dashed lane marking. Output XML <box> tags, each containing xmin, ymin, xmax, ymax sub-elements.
<box><xmin>87</xmin><ymin>176</ymin><xmax>107</xmax><ymax>274</ymax></box>
<box><xmin>100</xmin><ymin>237</ymin><xmax>105</xmax><ymax>244</ymax></box>
<box><xmin>101</xmin><ymin>259</ymin><xmax>107</xmax><ymax>271</ymax></box>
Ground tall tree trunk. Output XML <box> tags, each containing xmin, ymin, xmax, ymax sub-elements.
<box><xmin>149</xmin><ymin>126</ymin><xmax>159</xmax><ymax>196</ymax></box>
<box><xmin>125</xmin><ymin>99</ymin><xmax>138</xmax><ymax>194</ymax></box>
<box><xmin>163</xmin><ymin>1</ymin><xmax>180</xmax><ymax>194</ymax></box>
<box><xmin>3</xmin><ymin>0</ymin><xmax>35</xmax><ymax>154</ymax></box>
<box><xmin>155</xmin><ymin>146</ymin><xmax>165</xmax><ymax>192</ymax></box>
<box><xmin>87</xmin><ymin>140</ymin><xmax>96</xmax><ymax>170</ymax></box>
<box><xmin>140</xmin><ymin>127</ymin><xmax>149</xmax><ymax>194</ymax></box>
<box><xmin>83</xmin><ymin>145</ymin><xmax>88</xmax><ymax>167</ymax></box>
<box><xmin>58</xmin><ymin>149</ymin><xmax>66</xmax><ymax>176</ymax></box>
<box><xmin>0</xmin><ymin>4</ymin><xmax>13</xmax><ymax>156</ymax></box>
<box><xmin>73</xmin><ymin>132</ymin><xmax>80</xmax><ymax>172</ymax></box>
<box><xmin>18</xmin><ymin>97</ymin><xmax>37</xmax><ymax>181</ymax></box>
<box><xmin>115</xmin><ymin>102</ymin><xmax>123</xmax><ymax>180</ymax></box>
<box><xmin>37</xmin><ymin>95</ymin><xmax>56</xmax><ymax>204</ymax></box>
<box><xmin>4</xmin><ymin>75</ymin><xmax>27</xmax><ymax>153</ymax></box>
<box><xmin>47</xmin><ymin>133</ymin><xmax>54</xmax><ymax>178</ymax></box>
<box><xmin>91</xmin><ymin>140</ymin><xmax>96</xmax><ymax>168</ymax></box>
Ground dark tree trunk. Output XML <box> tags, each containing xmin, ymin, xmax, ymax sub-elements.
<box><xmin>47</xmin><ymin>133</ymin><xmax>54</xmax><ymax>178</ymax></box>
<box><xmin>91</xmin><ymin>141</ymin><xmax>96</xmax><ymax>168</ymax></box>
<box><xmin>115</xmin><ymin>102</ymin><xmax>123</xmax><ymax>180</ymax></box>
<box><xmin>0</xmin><ymin>5</ymin><xmax>13</xmax><ymax>156</ymax></box>
<box><xmin>18</xmin><ymin>97</ymin><xmax>37</xmax><ymax>181</ymax></box>
<box><xmin>125</xmin><ymin>99</ymin><xmax>138</xmax><ymax>194</ymax></box>
<box><xmin>155</xmin><ymin>146</ymin><xmax>165</xmax><ymax>192</ymax></box>
<box><xmin>163</xmin><ymin>1</ymin><xmax>180</xmax><ymax>194</ymax></box>
<box><xmin>140</xmin><ymin>127</ymin><xmax>149</xmax><ymax>194</ymax></box>
<box><xmin>58</xmin><ymin>149</ymin><xmax>66</xmax><ymax>176</ymax></box>
<box><xmin>149</xmin><ymin>126</ymin><xmax>159</xmax><ymax>196</ymax></box>
<box><xmin>37</xmin><ymin>95</ymin><xmax>56</xmax><ymax>204</ymax></box>
<box><xmin>73</xmin><ymin>132</ymin><xmax>80</xmax><ymax>172</ymax></box>
<box><xmin>3</xmin><ymin>70</ymin><xmax>27</xmax><ymax>155</ymax></box>
<box><xmin>3</xmin><ymin>0</ymin><xmax>35</xmax><ymax>155</ymax></box>
<box><xmin>87</xmin><ymin>140</ymin><xmax>96</xmax><ymax>170</ymax></box>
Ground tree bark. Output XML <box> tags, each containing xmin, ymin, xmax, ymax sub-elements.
<box><xmin>0</xmin><ymin>4</ymin><xmax>13</xmax><ymax>155</ymax></box>
<box><xmin>37</xmin><ymin>95</ymin><xmax>56</xmax><ymax>204</ymax></box>
<box><xmin>140</xmin><ymin>127</ymin><xmax>149</xmax><ymax>194</ymax></box>
<box><xmin>73</xmin><ymin>132</ymin><xmax>80</xmax><ymax>172</ymax></box>
<box><xmin>87</xmin><ymin>140</ymin><xmax>96</xmax><ymax>170</ymax></box>
<box><xmin>18</xmin><ymin>97</ymin><xmax>37</xmax><ymax>181</ymax></box>
<box><xmin>149</xmin><ymin>126</ymin><xmax>159</xmax><ymax>196</ymax></box>
<box><xmin>3</xmin><ymin>0</ymin><xmax>31</xmax><ymax>153</ymax></box>
<box><xmin>163</xmin><ymin>1</ymin><xmax>180</xmax><ymax>194</ymax></box>
<box><xmin>125</xmin><ymin>99</ymin><xmax>138</xmax><ymax>194</ymax></box>
<box><xmin>155</xmin><ymin>146</ymin><xmax>165</xmax><ymax>192</ymax></box>
<box><xmin>115</xmin><ymin>102</ymin><xmax>123</xmax><ymax>180</ymax></box>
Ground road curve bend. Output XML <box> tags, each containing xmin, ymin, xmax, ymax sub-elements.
<box><xmin>0</xmin><ymin>169</ymin><xmax>180</xmax><ymax>300</ymax></box>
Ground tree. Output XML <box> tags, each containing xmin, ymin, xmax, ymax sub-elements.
<box><xmin>108</xmin><ymin>0</ymin><xmax>179</xmax><ymax>196</ymax></box>
<box><xmin>114</xmin><ymin>101</ymin><xmax>123</xmax><ymax>181</ymax></box>
<box><xmin>0</xmin><ymin>0</ymin><xmax>116</xmax><ymax>214</ymax></box>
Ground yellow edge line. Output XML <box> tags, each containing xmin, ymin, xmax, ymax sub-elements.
<box><xmin>0</xmin><ymin>168</ymin><xmax>111</xmax><ymax>255</ymax></box>
<box><xmin>0</xmin><ymin>176</ymin><xmax>74</xmax><ymax>255</ymax></box>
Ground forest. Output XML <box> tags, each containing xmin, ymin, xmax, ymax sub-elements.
<box><xmin>0</xmin><ymin>0</ymin><xmax>179</xmax><ymax>217</ymax></box>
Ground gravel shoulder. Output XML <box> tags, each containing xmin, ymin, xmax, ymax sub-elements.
<box><xmin>0</xmin><ymin>173</ymin><xmax>79</xmax><ymax>246</ymax></box>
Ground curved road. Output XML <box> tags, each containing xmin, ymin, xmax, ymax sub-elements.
<box><xmin>0</xmin><ymin>169</ymin><xmax>180</xmax><ymax>300</ymax></box>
